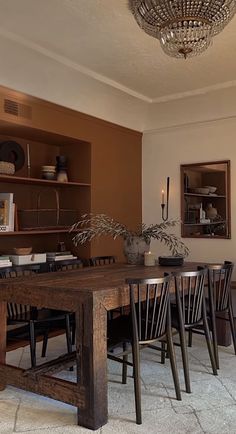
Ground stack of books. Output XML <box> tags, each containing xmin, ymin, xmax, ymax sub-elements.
<box><xmin>0</xmin><ymin>255</ymin><xmax>12</xmax><ymax>268</ymax></box>
<box><xmin>46</xmin><ymin>251</ymin><xmax>78</xmax><ymax>262</ymax></box>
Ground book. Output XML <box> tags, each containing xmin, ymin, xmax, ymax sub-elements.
<box><xmin>0</xmin><ymin>193</ymin><xmax>14</xmax><ymax>232</ymax></box>
<box><xmin>0</xmin><ymin>199</ymin><xmax>7</xmax><ymax>225</ymax></box>
<box><xmin>0</xmin><ymin>261</ymin><xmax>12</xmax><ymax>268</ymax></box>
<box><xmin>48</xmin><ymin>254</ymin><xmax>77</xmax><ymax>262</ymax></box>
<box><xmin>54</xmin><ymin>256</ymin><xmax>77</xmax><ymax>261</ymax></box>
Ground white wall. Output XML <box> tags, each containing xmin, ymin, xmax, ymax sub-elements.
<box><xmin>143</xmin><ymin>90</ymin><xmax>236</xmax><ymax>275</ymax></box>
<box><xmin>0</xmin><ymin>31</ymin><xmax>148</xmax><ymax>131</ymax></box>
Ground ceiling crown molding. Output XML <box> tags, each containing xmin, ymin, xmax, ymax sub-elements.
<box><xmin>152</xmin><ymin>80</ymin><xmax>236</xmax><ymax>103</ymax></box>
<box><xmin>0</xmin><ymin>27</ymin><xmax>151</xmax><ymax>103</ymax></box>
<box><xmin>1</xmin><ymin>26</ymin><xmax>236</xmax><ymax>106</ymax></box>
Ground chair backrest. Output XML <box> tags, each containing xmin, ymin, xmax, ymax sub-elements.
<box><xmin>0</xmin><ymin>267</ymin><xmax>39</xmax><ymax>320</ymax></box>
<box><xmin>89</xmin><ymin>255</ymin><xmax>116</xmax><ymax>266</ymax></box>
<box><xmin>207</xmin><ymin>262</ymin><xmax>234</xmax><ymax>312</ymax></box>
<box><xmin>7</xmin><ymin>303</ymin><xmax>35</xmax><ymax>320</ymax></box>
<box><xmin>126</xmin><ymin>276</ymin><xmax>171</xmax><ymax>343</ymax></box>
<box><xmin>173</xmin><ymin>269</ymin><xmax>207</xmax><ymax>326</ymax></box>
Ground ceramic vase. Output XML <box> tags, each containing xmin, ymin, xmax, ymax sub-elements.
<box><xmin>206</xmin><ymin>203</ymin><xmax>217</xmax><ymax>220</ymax></box>
<box><xmin>123</xmin><ymin>236</ymin><xmax>150</xmax><ymax>265</ymax></box>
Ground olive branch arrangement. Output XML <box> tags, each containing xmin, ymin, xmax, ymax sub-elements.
<box><xmin>71</xmin><ymin>213</ymin><xmax>189</xmax><ymax>257</ymax></box>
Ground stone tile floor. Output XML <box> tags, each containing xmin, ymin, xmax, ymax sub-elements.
<box><xmin>1</xmin><ymin>334</ymin><xmax>236</xmax><ymax>433</ymax></box>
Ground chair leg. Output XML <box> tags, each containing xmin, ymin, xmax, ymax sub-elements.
<box><xmin>178</xmin><ymin>327</ymin><xmax>191</xmax><ymax>393</ymax></box>
<box><xmin>41</xmin><ymin>328</ymin><xmax>49</xmax><ymax>358</ymax></box>
<box><xmin>161</xmin><ymin>341</ymin><xmax>166</xmax><ymax>364</ymax></box>
<box><xmin>71</xmin><ymin>321</ymin><xmax>76</xmax><ymax>346</ymax></box>
<box><xmin>202</xmin><ymin>310</ymin><xmax>218</xmax><ymax>376</ymax></box>
<box><xmin>29</xmin><ymin>320</ymin><xmax>36</xmax><ymax>368</ymax></box>
<box><xmin>65</xmin><ymin>314</ymin><xmax>72</xmax><ymax>353</ymax></box>
<box><xmin>188</xmin><ymin>330</ymin><xmax>193</xmax><ymax>347</ymax></box>
<box><xmin>132</xmin><ymin>340</ymin><xmax>142</xmax><ymax>424</ymax></box>
<box><xmin>209</xmin><ymin>312</ymin><xmax>219</xmax><ymax>370</ymax></box>
<box><xmin>122</xmin><ymin>342</ymin><xmax>128</xmax><ymax>384</ymax></box>
<box><xmin>65</xmin><ymin>314</ymin><xmax>73</xmax><ymax>371</ymax></box>
<box><xmin>228</xmin><ymin>300</ymin><xmax>236</xmax><ymax>355</ymax></box>
<box><xmin>166</xmin><ymin>331</ymin><xmax>181</xmax><ymax>401</ymax></box>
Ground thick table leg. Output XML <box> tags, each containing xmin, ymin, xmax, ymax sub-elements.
<box><xmin>0</xmin><ymin>301</ymin><xmax>7</xmax><ymax>391</ymax></box>
<box><xmin>76</xmin><ymin>297</ymin><xmax>107</xmax><ymax>430</ymax></box>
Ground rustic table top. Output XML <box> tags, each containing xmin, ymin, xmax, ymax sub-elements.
<box><xmin>0</xmin><ymin>262</ymin><xmax>208</xmax><ymax>311</ymax></box>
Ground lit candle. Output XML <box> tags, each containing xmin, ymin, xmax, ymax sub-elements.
<box><xmin>161</xmin><ymin>189</ymin><xmax>165</xmax><ymax>205</ymax></box>
<box><xmin>144</xmin><ymin>251</ymin><xmax>156</xmax><ymax>266</ymax></box>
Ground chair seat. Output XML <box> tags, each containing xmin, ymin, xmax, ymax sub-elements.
<box><xmin>8</xmin><ymin>308</ymin><xmax>70</xmax><ymax>324</ymax></box>
<box><xmin>107</xmin><ymin>315</ymin><xmax>132</xmax><ymax>348</ymax></box>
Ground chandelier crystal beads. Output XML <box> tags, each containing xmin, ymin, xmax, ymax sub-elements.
<box><xmin>129</xmin><ymin>0</ymin><xmax>236</xmax><ymax>58</ymax></box>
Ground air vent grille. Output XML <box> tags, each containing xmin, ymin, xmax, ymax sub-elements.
<box><xmin>4</xmin><ymin>98</ymin><xmax>32</xmax><ymax>120</ymax></box>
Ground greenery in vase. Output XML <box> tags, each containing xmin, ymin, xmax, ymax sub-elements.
<box><xmin>71</xmin><ymin>213</ymin><xmax>189</xmax><ymax>257</ymax></box>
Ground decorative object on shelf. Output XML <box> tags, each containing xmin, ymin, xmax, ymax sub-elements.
<box><xmin>56</xmin><ymin>155</ymin><xmax>68</xmax><ymax>182</ymax></box>
<box><xmin>26</xmin><ymin>143</ymin><xmax>31</xmax><ymax>178</ymax></box>
<box><xmin>158</xmin><ymin>255</ymin><xmax>184</xmax><ymax>267</ymax></box>
<box><xmin>161</xmin><ymin>176</ymin><xmax>170</xmax><ymax>221</ymax></box>
<box><xmin>57</xmin><ymin>241</ymin><xmax>66</xmax><ymax>252</ymax></box>
<box><xmin>205</xmin><ymin>203</ymin><xmax>218</xmax><ymax>221</ymax></box>
<box><xmin>184</xmin><ymin>173</ymin><xmax>189</xmax><ymax>192</ymax></box>
<box><xmin>13</xmin><ymin>247</ymin><xmax>33</xmax><ymax>255</ymax></box>
<box><xmin>128</xmin><ymin>0</ymin><xmax>236</xmax><ymax>58</ymax></box>
<box><xmin>0</xmin><ymin>141</ymin><xmax>25</xmax><ymax>171</ymax></box>
<box><xmin>41</xmin><ymin>165</ymin><xmax>56</xmax><ymax>180</ymax></box>
<box><xmin>0</xmin><ymin>161</ymin><xmax>15</xmax><ymax>175</ymax></box>
<box><xmin>190</xmin><ymin>187</ymin><xmax>210</xmax><ymax>195</ymax></box>
<box><xmin>204</xmin><ymin>186</ymin><xmax>217</xmax><ymax>194</ymax></box>
<box><xmin>144</xmin><ymin>251</ymin><xmax>156</xmax><ymax>266</ymax></box>
<box><xmin>71</xmin><ymin>213</ymin><xmax>189</xmax><ymax>265</ymax></box>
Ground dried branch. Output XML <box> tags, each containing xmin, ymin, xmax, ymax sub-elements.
<box><xmin>71</xmin><ymin>213</ymin><xmax>189</xmax><ymax>257</ymax></box>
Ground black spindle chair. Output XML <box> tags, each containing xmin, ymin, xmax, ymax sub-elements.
<box><xmin>171</xmin><ymin>269</ymin><xmax>218</xmax><ymax>394</ymax></box>
<box><xmin>189</xmin><ymin>262</ymin><xmax>235</xmax><ymax>369</ymax></box>
<box><xmin>89</xmin><ymin>255</ymin><xmax>116</xmax><ymax>266</ymax></box>
<box><xmin>107</xmin><ymin>275</ymin><xmax>181</xmax><ymax>425</ymax></box>
<box><xmin>4</xmin><ymin>265</ymin><xmax>73</xmax><ymax>368</ymax></box>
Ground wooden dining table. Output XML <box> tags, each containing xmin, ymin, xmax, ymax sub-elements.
<box><xmin>0</xmin><ymin>262</ymin><xmax>205</xmax><ymax>430</ymax></box>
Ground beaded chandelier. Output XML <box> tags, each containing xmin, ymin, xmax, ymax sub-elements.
<box><xmin>128</xmin><ymin>0</ymin><xmax>236</xmax><ymax>58</ymax></box>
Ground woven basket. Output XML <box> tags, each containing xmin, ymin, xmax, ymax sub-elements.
<box><xmin>18</xmin><ymin>189</ymin><xmax>79</xmax><ymax>230</ymax></box>
<box><xmin>0</xmin><ymin>161</ymin><xmax>15</xmax><ymax>175</ymax></box>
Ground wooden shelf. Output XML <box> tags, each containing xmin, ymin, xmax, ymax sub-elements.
<box><xmin>0</xmin><ymin>228</ymin><xmax>79</xmax><ymax>236</ymax></box>
<box><xmin>184</xmin><ymin>193</ymin><xmax>226</xmax><ymax>198</ymax></box>
<box><xmin>0</xmin><ymin>174</ymin><xmax>90</xmax><ymax>187</ymax></box>
<box><xmin>183</xmin><ymin>234</ymin><xmax>227</xmax><ymax>239</ymax></box>
<box><xmin>184</xmin><ymin>221</ymin><xmax>226</xmax><ymax>226</ymax></box>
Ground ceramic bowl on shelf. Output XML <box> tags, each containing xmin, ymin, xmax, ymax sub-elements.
<box><xmin>191</xmin><ymin>187</ymin><xmax>210</xmax><ymax>195</ymax></box>
<box><xmin>13</xmin><ymin>247</ymin><xmax>32</xmax><ymax>255</ymax></box>
<box><xmin>41</xmin><ymin>165</ymin><xmax>56</xmax><ymax>180</ymax></box>
<box><xmin>204</xmin><ymin>186</ymin><xmax>217</xmax><ymax>193</ymax></box>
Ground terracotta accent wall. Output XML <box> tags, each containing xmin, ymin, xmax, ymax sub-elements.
<box><xmin>0</xmin><ymin>85</ymin><xmax>142</xmax><ymax>261</ymax></box>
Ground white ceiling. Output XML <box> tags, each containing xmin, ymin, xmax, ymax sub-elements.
<box><xmin>0</xmin><ymin>0</ymin><xmax>236</xmax><ymax>102</ymax></box>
